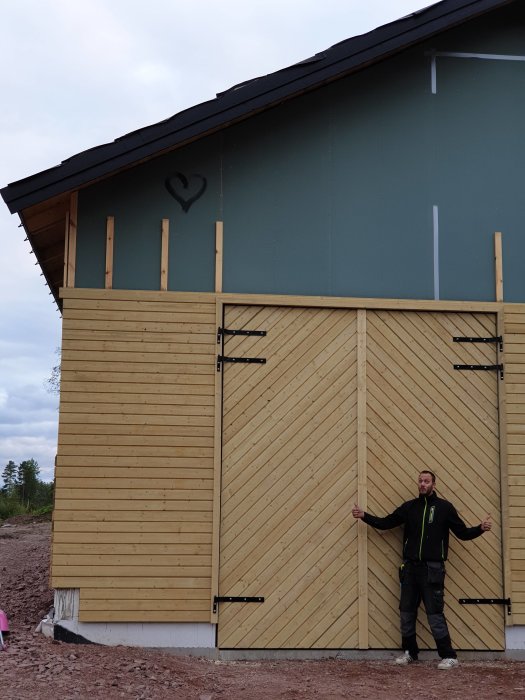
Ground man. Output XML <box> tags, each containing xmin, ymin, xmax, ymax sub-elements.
<box><xmin>352</xmin><ymin>470</ymin><xmax>492</xmax><ymax>670</ymax></box>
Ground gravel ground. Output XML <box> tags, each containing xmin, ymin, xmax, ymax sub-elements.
<box><xmin>1</xmin><ymin>516</ymin><xmax>525</xmax><ymax>699</ymax></box>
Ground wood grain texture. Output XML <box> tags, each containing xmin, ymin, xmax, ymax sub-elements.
<box><xmin>366</xmin><ymin>310</ymin><xmax>503</xmax><ymax>650</ymax></box>
<box><xmin>52</xmin><ymin>289</ymin><xmax>520</xmax><ymax>636</ymax></box>
<box><xmin>504</xmin><ymin>303</ymin><xmax>525</xmax><ymax>624</ymax></box>
<box><xmin>105</xmin><ymin>216</ymin><xmax>114</xmax><ymax>289</ymax></box>
<box><xmin>52</xmin><ymin>290</ymin><xmax>217</xmax><ymax>622</ymax></box>
<box><xmin>218</xmin><ymin>305</ymin><xmax>358</xmax><ymax>648</ymax></box>
<box><xmin>160</xmin><ymin>218</ymin><xmax>169</xmax><ymax>291</ymax></box>
<box><xmin>217</xmin><ymin>305</ymin><xmax>506</xmax><ymax>649</ymax></box>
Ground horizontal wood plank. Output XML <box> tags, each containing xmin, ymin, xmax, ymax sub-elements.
<box><xmin>56</xmin><ymin>477</ymin><xmax>213</xmax><ymax>490</ymax></box>
<box><xmin>53</xmin><ymin>532</ymin><xmax>212</xmax><ymax>544</ymax></box>
<box><xmin>60</xmin><ymin>288</ymin><xmax>215</xmax><ymax>303</ymax></box>
<box><xmin>56</xmin><ymin>446</ymin><xmax>213</xmax><ymax>458</ymax></box>
<box><xmin>53</xmin><ymin>565</ymin><xmax>210</xmax><ymax>576</ymax></box>
<box><xmin>58</xmin><ymin>435</ymin><xmax>213</xmax><ymax>449</ymax></box>
<box><xmin>53</xmin><ymin>554</ymin><xmax>211</xmax><ymax>566</ymax></box>
<box><xmin>78</xmin><ymin>610</ymin><xmax>210</xmax><ymax>622</ymax></box>
<box><xmin>53</xmin><ymin>576</ymin><xmax>210</xmax><ymax>588</ymax></box>
<box><xmin>54</xmin><ymin>499</ymin><xmax>212</xmax><ymax>510</ymax></box>
<box><xmin>80</xmin><ymin>599</ymin><xmax>210</xmax><ymax>612</ymax></box>
<box><xmin>56</xmin><ymin>489</ymin><xmax>213</xmax><ymax>501</ymax></box>
<box><xmin>80</xmin><ymin>587</ymin><xmax>209</xmax><ymax>599</ymax></box>
<box><xmin>53</xmin><ymin>514</ymin><xmax>212</xmax><ymax>527</ymax></box>
<box><xmin>55</xmin><ymin>466</ymin><xmax>213</xmax><ymax>479</ymax></box>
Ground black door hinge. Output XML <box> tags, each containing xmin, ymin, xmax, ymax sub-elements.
<box><xmin>459</xmin><ymin>597</ymin><xmax>511</xmax><ymax>615</ymax></box>
<box><xmin>217</xmin><ymin>355</ymin><xmax>266</xmax><ymax>371</ymax></box>
<box><xmin>454</xmin><ymin>364</ymin><xmax>504</xmax><ymax>379</ymax></box>
<box><xmin>217</xmin><ymin>327</ymin><xmax>267</xmax><ymax>343</ymax></box>
<box><xmin>453</xmin><ymin>336</ymin><xmax>503</xmax><ymax>352</ymax></box>
<box><xmin>213</xmin><ymin>596</ymin><xmax>264</xmax><ymax>614</ymax></box>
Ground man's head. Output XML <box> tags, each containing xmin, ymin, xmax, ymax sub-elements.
<box><xmin>418</xmin><ymin>470</ymin><xmax>435</xmax><ymax>496</ymax></box>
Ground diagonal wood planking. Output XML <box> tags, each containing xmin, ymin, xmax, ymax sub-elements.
<box><xmin>366</xmin><ymin>311</ymin><xmax>504</xmax><ymax>651</ymax></box>
<box><xmin>218</xmin><ymin>306</ymin><xmax>504</xmax><ymax>649</ymax></box>
<box><xmin>219</xmin><ymin>306</ymin><xmax>358</xmax><ymax>648</ymax></box>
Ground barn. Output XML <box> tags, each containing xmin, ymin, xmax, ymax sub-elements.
<box><xmin>2</xmin><ymin>0</ymin><xmax>525</xmax><ymax>653</ymax></box>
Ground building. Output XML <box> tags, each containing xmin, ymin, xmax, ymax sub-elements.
<box><xmin>2</xmin><ymin>0</ymin><xmax>525</xmax><ymax>652</ymax></box>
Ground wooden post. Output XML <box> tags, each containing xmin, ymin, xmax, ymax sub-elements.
<box><xmin>160</xmin><ymin>218</ymin><xmax>169</xmax><ymax>291</ymax></box>
<box><xmin>497</xmin><ymin>307</ymin><xmax>513</xmax><ymax>624</ymax></box>
<box><xmin>215</xmin><ymin>221</ymin><xmax>224</xmax><ymax>293</ymax></box>
<box><xmin>105</xmin><ymin>216</ymin><xmax>115</xmax><ymax>289</ymax></box>
<box><xmin>210</xmin><ymin>298</ymin><xmax>224</xmax><ymax>623</ymax></box>
<box><xmin>66</xmin><ymin>192</ymin><xmax>78</xmax><ymax>287</ymax></box>
<box><xmin>211</xmin><ymin>222</ymin><xmax>224</xmax><ymax>612</ymax></box>
<box><xmin>357</xmin><ymin>309</ymin><xmax>369</xmax><ymax>649</ymax></box>
<box><xmin>63</xmin><ymin>210</ymin><xmax>70</xmax><ymax>288</ymax></box>
<box><xmin>495</xmin><ymin>232</ymin><xmax>503</xmax><ymax>302</ymax></box>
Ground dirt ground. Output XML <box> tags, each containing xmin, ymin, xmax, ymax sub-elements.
<box><xmin>1</xmin><ymin>517</ymin><xmax>525</xmax><ymax>699</ymax></box>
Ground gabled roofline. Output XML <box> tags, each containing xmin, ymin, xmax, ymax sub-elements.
<box><xmin>0</xmin><ymin>0</ymin><xmax>513</xmax><ymax>214</ymax></box>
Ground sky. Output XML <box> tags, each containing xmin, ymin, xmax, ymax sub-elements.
<box><xmin>0</xmin><ymin>0</ymin><xmax>431</xmax><ymax>482</ymax></box>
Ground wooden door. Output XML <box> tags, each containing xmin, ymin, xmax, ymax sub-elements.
<box><xmin>218</xmin><ymin>305</ymin><xmax>358</xmax><ymax>648</ymax></box>
<box><xmin>217</xmin><ymin>305</ymin><xmax>504</xmax><ymax>650</ymax></box>
<box><xmin>365</xmin><ymin>310</ymin><xmax>504</xmax><ymax>650</ymax></box>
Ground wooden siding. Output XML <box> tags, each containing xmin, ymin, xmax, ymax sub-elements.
<box><xmin>53</xmin><ymin>289</ymin><xmax>217</xmax><ymax>622</ymax></box>
<box><xmin>218</xmin><ymin>306</ymin><xmax>359</xmax><ymax>648</ymax></box>
<box><xmin>51</xmin><ymin>290</ymin><xmax>522</xmax><ymax>640</ymax></box>
<box><xmin>504</xmin><ymin>304</ymin><xmax>525</xmax><ymax>625</ymax></box>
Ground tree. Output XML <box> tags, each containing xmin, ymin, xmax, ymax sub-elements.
<box><xmin>1</xmin><ymin>460</ymin><xmax>18</xmax><ymax>496</ymax></box>
<box><xmin>0</xmin><ymin>458</ymin><xmax>54</xmax><ymax>520</ymax></box>
<box><xmin>16</xmin><ymin>458</ymin><xmax>40</xmax><ymax>506</ymax></box>
<box><xmin>33</xmin><ymin>480</ymin><xmax>54</xmax><ymax>509</ymax></box>
<box><xmin>45</xmin><ymin>347</ymin><xmax>61</xmax><ymax>396</ymax></box>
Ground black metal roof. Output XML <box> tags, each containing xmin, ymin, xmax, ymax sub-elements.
<box><xmin>0</xmin><ymin>0</ymin><xmax>513</xmax><ymax>214</ymax></box>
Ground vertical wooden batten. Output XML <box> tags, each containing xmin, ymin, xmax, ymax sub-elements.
<box><xmin>215</xmin><ymin>221</ymin><xmax>224</xmax><ymax>293</ymax></box>
<box><xmin>210</xmin><ymin>297</ymin><xmax>223</xmax><ymax>623</ymax></box>
<box><xmin>495</xmin><ymin>232</ymin><xmax>503</xmax><ymax>302</ymax></box>
<box><xmin>495</xmin><ymin>235</ymin><xmax>509</xmax><ymax>619</ymax></box>
<box><xmin>357</xmin><ymin>309</ymin><xmax>369</xmax><ymax>649</ymax></box>
<box><xmin>66</xmin><ymin>192</ymin><xmax>78</xmax><ymax>287</ymax></box>
<box><xmin>105</xmin><ymin>216</ymin><xmax>115</xmax><ymax>290</ymax></box>
<box><xmin>160</xmin><ymin>218</ymin><xmax>169</xmax><ymax>291</ymax></box>
<box><xmin>63</xmin><ymin>211</ymin><xmax>70</xmax><ymax>287</ymax></box>
<box><xmin>498</xmin><ymin>306</ymin><xmax>513</xmax><ymax>625</ymax></box>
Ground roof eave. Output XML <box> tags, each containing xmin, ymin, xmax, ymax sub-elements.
<box><xmin>1</xmin><ymin>0</ymin><xmax>513</xmax><ymax>215</ymax></box>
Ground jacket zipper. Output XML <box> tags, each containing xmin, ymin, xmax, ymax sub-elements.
<box><xmin>419</xmin><ymin>497</ymin><xmax>427</xmax><ymax>560</ymax></box>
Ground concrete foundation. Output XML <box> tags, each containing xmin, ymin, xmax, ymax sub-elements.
<box><xmin>51</xmin><ymin>590</ymin><xmax>525</xmax><ymax>656</ymax></box>
<box><xmin>52</xmin><ymin>589</ymin><xmax>216</xmax><ymax>648</ymax></box>
<box><xmin>506</xmin><ymin>625</ymin><xmax>525</xmax><ymax>650</ymax></box>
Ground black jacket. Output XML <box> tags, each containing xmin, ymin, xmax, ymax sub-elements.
<box><xmin>362</xmin><ymin>492</ymin><xmax>483</xmax><ymax>562</ymax></box>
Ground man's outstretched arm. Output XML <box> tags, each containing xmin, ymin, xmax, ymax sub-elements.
<box><xmin>352</xmin><ymin>502</ymin><xmax>405</xmax><ymax>530</ymax></box>
<box><xmin>449</xmin><ymin>505</ymin><xmax>492</xmax><ymax>540</ymax></box>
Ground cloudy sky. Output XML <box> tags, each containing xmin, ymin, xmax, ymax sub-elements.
<box><xmin>0</xmin><ymin>0</ymin><xmax>430</xmax><ymax>482</ymax></box>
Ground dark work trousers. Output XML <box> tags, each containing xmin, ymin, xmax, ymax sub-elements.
<box><xmin>399</xmin><ymin>561</ymin><xmax>456</xmax><ymax>659</ymax></box>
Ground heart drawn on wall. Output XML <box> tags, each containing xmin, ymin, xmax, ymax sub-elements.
<box><xmin>165</xmin><ymin>172</ymin><xmax>207</xmax><ymax>213</ymax></box>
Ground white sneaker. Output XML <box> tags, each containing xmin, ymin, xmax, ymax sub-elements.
<box><xmin>395</xmin><ymin>651</ymin><xmax>416</xmax><ymax>665</ymax></box>
<box><xmin>437</xmin><ymin>657</ymin><xmax>459</xmax><ymax>670</ymax></box>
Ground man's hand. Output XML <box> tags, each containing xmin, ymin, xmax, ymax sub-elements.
<box><xmin>481</xmin><ymin>513</ymin><xmax>492</xmax><ymax>532</ymax></box>
<box><xmin>352</xmin><ymin>503</ymin><xmax>364</xmax><ymax>519</ymax></box>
